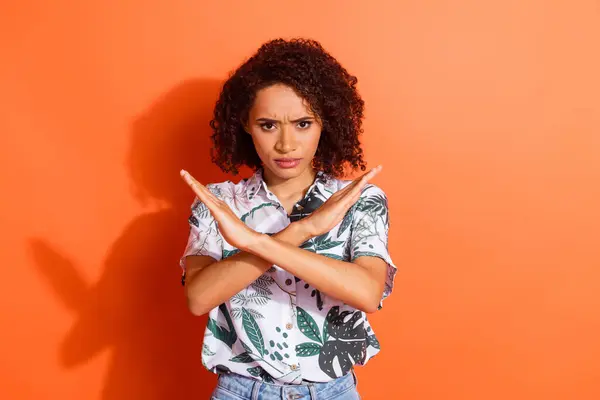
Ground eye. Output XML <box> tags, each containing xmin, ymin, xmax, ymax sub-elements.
<box><xmin>297</xmin><ymin>120</ymin><xmax>312</xmax><ymax>129</ymax></box>
<box><xmin>260</xmin><ymin>123</ymin><xmax>276</xmax><ymax>131</ymax></box>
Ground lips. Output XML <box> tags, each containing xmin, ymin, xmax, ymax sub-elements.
<box><xmin>274</xmin><ymin>158</ymin><xmax>302</xmax><ymax>169</ymax></box>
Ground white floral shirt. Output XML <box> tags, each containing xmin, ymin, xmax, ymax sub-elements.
<box><xmin>180</xmin><ymin>169</ymin><xmax>396</xmax><ymax>384</ymax></box>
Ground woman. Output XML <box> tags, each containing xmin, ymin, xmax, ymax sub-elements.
<box><xmin>179</xmin><ymin>38</ymin><xmax>396</xmax><ymax>400</ymax></box>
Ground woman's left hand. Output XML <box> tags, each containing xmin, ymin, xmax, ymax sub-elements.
<box><xmin>301</xmin><ymin>165</ymin><xmax>383</xmax><ymax>237</ymax></box>
<box><xmin>180</xmin><ymin>170</ymin><xmax>262</xmax><ymax>251</ymax></box>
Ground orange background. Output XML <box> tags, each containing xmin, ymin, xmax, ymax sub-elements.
<box><xmin>1</xmin><ymin>1</ymin><xmax>599</xmax><ymax>399</ymax></box>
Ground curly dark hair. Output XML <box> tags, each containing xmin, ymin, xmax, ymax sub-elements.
<box><xmin>209</xmin><ymin>38</ymin><xmax>366</xmax><ymax>177</ymax></box>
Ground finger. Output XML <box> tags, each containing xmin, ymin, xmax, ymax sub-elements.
<box><xmin>342</xmin><ymin>165</ymin><xmax>383</xmax><ymax>197</ymax></box>
<box><xmin>342</xmin><ymin>166</ymin><xmax>382</xmax><ymax>204</ymax></box>
<box><xmin>336</xmin><ymin>168</ymin><xmax>372</xmax><ymax>196</ymax></box>
<box><xmin>334</xmin><ymin>166</ymin><xmax>382</xmax><ymax>211</ymax></box>
<box><xmin>358</xmin><ymin>165</ymin><xmax>382</xmax><ymax>186</ymax></box>
<box><xmin>180</xmin><ymin>170</ymin><xmax>220</xmax><ymax>205</ymax></box>
<box><xmin>352</xmin><ymin>165</ymin><xmax>382</xmax><ymax>188</ymax></box>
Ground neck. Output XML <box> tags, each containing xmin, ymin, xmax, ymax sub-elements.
<box><xmin>262</xmin><ymin>167</ymin><xmax>317</xmax><ymax>201</ymax></box>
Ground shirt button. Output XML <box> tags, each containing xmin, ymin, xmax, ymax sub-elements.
<box><xmin>285</xmin><ymin>279</ymin><xmax>292</xmax><ymax>286</ymax></box>
<box><xmin>290</xmin><ymin>364</ymin><xmax>298</xmax><ymax>371</ymax></box>
<box><xmin>286</xmin><ymin>323</ymin><xmax>293</xmax><ymax>330</ymax></box>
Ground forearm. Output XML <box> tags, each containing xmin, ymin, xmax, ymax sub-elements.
<box><xmin>185</xmin><ymin>222</ymin><xmax>312</xmax><ymax>316</ymax></box>
<box><xmin>246</xmin><ymin>232</ymin><xmax>382</xmax><ymax>313</ymax></box>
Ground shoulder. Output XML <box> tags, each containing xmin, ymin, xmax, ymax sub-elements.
<box><xmin>191</xmin><ymin>178</ymin><xmax>248</xmax><ymax>211</ymax></box>
<box><xmin>199</xmin><ymin>177</ymin><xmax>251</xmax><ymax>200</ymax></box>
<box><xmin>354</xmin><ymin>184</ymin><xmax>389</xmax><ymax>216</ymax></box>
<box><xmin>360</xmin><ymin>183</ymin><xmax>388</xmax><ymax>199</ymax></box>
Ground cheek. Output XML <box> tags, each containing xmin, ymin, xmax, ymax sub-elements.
<box><xmin>250</xmin><ymin>132</ymin><xmax>274</xmax><ymax>155</ymax></box>
<box><xmin>304</xmin><ymin>128</ymin><xmax>322</xmax><ymax>152</ymax></box>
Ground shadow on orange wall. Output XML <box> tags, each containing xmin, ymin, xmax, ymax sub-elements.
<box><xmin>27</xmin><ymin>78</ymin><xmax>235</xmax><ymax>399</ymax></box>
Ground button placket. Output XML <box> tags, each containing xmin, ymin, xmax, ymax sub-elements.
<box><xmin>283</xmin><ymin>274</ymin><xmax>302</xmax><ymax>378</ymax></box>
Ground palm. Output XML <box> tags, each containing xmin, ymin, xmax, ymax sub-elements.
<box><xmin>180</xmin><ymin>170</ymin><xmax>259</xmax><ymax>250</ymax></box>
<box><xmin>212</xmin><ymin>205</ymin><xmax>254</xmax><ymax>248</ymax></box>
<box><xmin>304</xmin><ymin>165</ymin><xmax>382</xmax><ymax>237</ymax></box>
<box><xmin>311</xmin><ymin>198</ymin><xmax>349</xmax><ymax>232</ymax></box>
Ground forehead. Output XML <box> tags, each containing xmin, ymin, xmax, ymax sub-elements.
<box><xmin>250</xmin><ymin>84</ymin><xmax>313</xmax><ymax>118</ymax></box>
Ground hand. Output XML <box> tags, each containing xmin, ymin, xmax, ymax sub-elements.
<box><xmin>180</xmin><ymin>170</ymin><xmax>263</xmax><ymax>251</ymax></box>
<box><xmin>301</xmin><ymin>165</ymin><xmax>383</xmax><ymax>237</ymax></box>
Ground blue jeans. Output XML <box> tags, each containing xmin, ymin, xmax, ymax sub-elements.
<box><xmin>210</xmin><ymin>370</ymin><xmax>360</xmax><ymax>400</ymax></box>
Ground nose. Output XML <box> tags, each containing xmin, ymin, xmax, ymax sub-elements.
<box><xmin>274</xmin><ymin>125</ymin><xmax>297</xmax><ymax>154</ymax></box>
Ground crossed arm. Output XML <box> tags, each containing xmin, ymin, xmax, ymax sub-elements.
<box><xmin>181</xmin><ymin>167</ymin><xmax>388</xmax><ymax>316</ymax></box>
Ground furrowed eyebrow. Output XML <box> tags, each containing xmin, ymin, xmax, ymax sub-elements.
<box><xmin>291</xmin><ymin>117</ymin><xmax>314</xmax><ymax>123</ymax></box>
<box><xmin>255</xmin><ymin>117</ymin><xmax>313</xmax><ymax>123</ymax></box>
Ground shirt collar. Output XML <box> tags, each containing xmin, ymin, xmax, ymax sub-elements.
<box><xmin>245</xmin><ymin>168</ymin><xmax>335</xmax><ymax>201</ymax></box>
<box><xmin>245</xmin><ymin>168</ymin><xmax>267</xmax><ymax>201</ymax></box>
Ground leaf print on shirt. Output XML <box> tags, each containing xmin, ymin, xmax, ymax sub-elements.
<box><xmin>231</xmin><ymin>274</ymin><xmax>275</xmax><ymax>308</ymax></box>
<box><xmin>295</xmin><ymin>306</ymin><xmax>324</xmax><ymax>357</ymax></box>
<box><xmin>300</xmin><ymin>240</ymin><xmax>315</xmax><ymax>251</ymax></box>
<box><xmin>239</xmin><ymin>312</ymin><xmax>304</xmax><ymax>379</ymax></box>
<box><xmin>295</xmin><ymin>306</ymin><xmax>368</xmax><ymax>379</ymax></box>
<box><xmin>231</xmin><ymin>307</ymin><xmax>264</xmax><ymax>320</ymax></box>
<box><xmin>207</xmin><ymin>184</ymin><xmax>223</xmax><ymax>199</ymax></box>
<box><xmin>188</xmin><ymin>204</ymin><xmax>222</xmax><ymax>257</ymax></box>
<box><xmin>301</xmin><ymin>233</ymin><xmax>344</xmax><ymax>257</ymax></box>
<box><xmin>342</xmin><ymin>239</ymin><xmax>352</xmax><ymax>261</ymax></box>
<box><xmin>320</xmin><ymin>340</ymin><xmax>365</xmax><ymax>379</ymax></box>
<box><xmin>247</xmin><ymin>366</ymin><xmax>275</xmax><ymax>383</ymax></box>
<box><xmin>356</xmin><ymin>192</ymin><xmax>388</xmax><ymax>223</ymax></box>
<box><xmin>352</xmin><ymin>212</ymin><xmax>382</xmax><ymax>250</ymax></box>
<box><xmin>252</xmin><ymin>274</ymin><xmax>275</xmax><ymax>296</ymax></box>
<box><xmin>352</xmin><ymin>192</ymin><xmax>389</xmax><ymax>247</ymax></box>
<box><xmin>233</xmin><ymin>336</ymin><xmax>293</xmax><ymax>376</ymax></box>
<box><xmin>337</xmin><ymin>209</ymin><xmax>354</xmax><ymax>238</ymax></box>
<box><xmin>295</xmin><ymin>342</ymin><xmax>321</xmax><ymax>357</ymax></box>
<box><xmin>191</xmin><ymin>199</ymin><xmax>211</xmax><ymax>220</ymax></box>
<box><xmin>202</xmin><ymin>343</ymin><xmax>216</xmax><ymax>357</ymax></box>
<box><xmin>232</xmin><ymin>292</ymin><xmax>270</xmax><ymax>306</ymax></box>
<box><xmin>223</xmin><ymin>248</ymin><xmax>241</xmax><ymax>258</ymax></box>
<box><xmin>240</xmin><ymin>203</ymin><xmax>279</xmax><ymax>223</ymax></box>
<box><xmin>319</xmin><ymin>253</ymin><xmax>343</xmax><ymax>260</ymax></box>
<box><xmin>242</xmin><ymin>308</ymin><xmax>266</xmax><ymax>356</ymax></box>
<box><xmin>230</xmin><ymin>351</ymin><xmax>254</xmax><ymax>363</ymax></box>
<box><xmin>318</xmin><ymin>307</ymin><xmax>367</xmax><ymax>379</ymax></box>
<box><xmin>313</xmin><ymin>233</ymin><xmax>345</xmax><ymax>252</ymax></box>
<box><xmin>206</xmin><ymin>303</ymin><xmax>237</xmax><ymax>349</ymax></box>
<box><xmin>296</xmin><ymin>307</ymin><xmax>323</xmax><ymax>344</ymax></box>
<box><xmin>367</xmin><ymin>334</ymin><xmax>380</xmax><ymax>349</ymax></box>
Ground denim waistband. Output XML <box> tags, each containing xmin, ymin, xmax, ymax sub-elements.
<box><xmin>213</xmin><ymin>370</ymin><xmax>357</xmax><ymax>400</ymax></box>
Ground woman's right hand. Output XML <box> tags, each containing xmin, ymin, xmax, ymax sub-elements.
<box><xmin>180</xmin><ymin>170</ymin><xmax>263</xmax><ymax>252</ymax></box>
<box><xmin>300</xmin><ymin>165</ymin><xmax>383</xmax><ymax>238</ymax></box>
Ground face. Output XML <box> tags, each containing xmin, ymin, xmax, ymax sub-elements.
<box><xmin>245</xmin><ymin>84</ymin><xmax>322</xmax><ymax>184</ymax></box>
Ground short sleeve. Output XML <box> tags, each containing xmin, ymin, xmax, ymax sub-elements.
<box><xmin>179</xmin><ymin>196</ymin><xmax>223</xmax><ymax>285</ymax></box>
<box><xmin>350</xmin><ymin>184</ymin><xmax>397</xmax><ymax>309</ymax></box>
